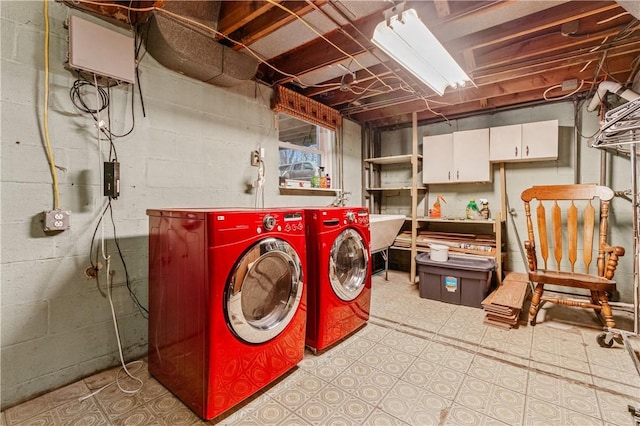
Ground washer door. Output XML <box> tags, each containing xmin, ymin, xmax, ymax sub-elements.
<box><xmin>226</xmin><ymin>238</ymin><xmax>304</xmax><ymax>344</ymax></box>
<box><xmin>329</xmin><ymin>228</ymin><xmax>369</xmax><ymax>301</ymax></box>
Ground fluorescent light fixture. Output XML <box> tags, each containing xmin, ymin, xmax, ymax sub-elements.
<box><xmin>372</xmin><ymin>7</ymin><xmax>472</xmax><ymax>96</ymax></box>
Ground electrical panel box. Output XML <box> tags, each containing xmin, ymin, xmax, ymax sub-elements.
<box><xmin>104</xmin><ymin>161</ymin><xmax>120</xmax><ymax>199</ymax></box>
<box><xmin>68</xmin><ymin>15</ymin><xmax>135</xmax><ymax>83</ymax></box>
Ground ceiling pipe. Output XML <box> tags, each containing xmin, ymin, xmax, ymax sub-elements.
<box><xmin>587</xmin><ymin>81</ymin><xmax>640</xmax><ymax>111</ymax></box>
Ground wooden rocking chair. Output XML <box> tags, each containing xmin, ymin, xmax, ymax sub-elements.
<box><xmin>521</xmin><ymin>184</ymin><xmax>625</xmax><ymax>328</ymax></box>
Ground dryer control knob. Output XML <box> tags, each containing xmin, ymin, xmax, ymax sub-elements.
<box><xmin>346</xmin><ymin>211</ymin><xmax>355</xmax><ymax>223</ymax></box>
<box><xmin>263</xmin><ymin>215</ymin><xmax>276</xmax><ymax>231</ymax></box>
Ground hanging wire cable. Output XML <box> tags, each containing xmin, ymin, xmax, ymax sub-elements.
<box><xmin>69</xmin><ymin>0</ymin><xmax>386</xmax><ymax>92</ymax></box>
<box><xmin>69</xmin><ymin>77</ymin><xmax>134</xmax><ymax>142</ymax></box>
<box><xmin>79</xmin><ymin>248</ymin><xmax>144</xmax><ymax>402</ymax></box>
<box><xmin>264</xmin><ymin>0</ymin><xmax>393</xmax><ymax>91</ymax></box>
<box><xmin>108</xmin><ymin>200</ymin><xmax>148</xmax><ymax>318</ymax></box>
<box><xmin>70</xmin><ymin>0</ymin><xmax>453</xmax><ymax>121</ymax></box>
<box><xmin>43</xmin><ymin>0</ymin><xmax>60</xmax><ymax>209</ymax></box>
<box><xmin>543</xmin><ymin>80</ymin><xmax>589</xmax><ymax>101</ymax></box>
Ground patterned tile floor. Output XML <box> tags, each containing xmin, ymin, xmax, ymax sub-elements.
<box><xmin>3</xmin><ymin>270</ymin><xmax>640</xmax><ymax>425</ymax></box>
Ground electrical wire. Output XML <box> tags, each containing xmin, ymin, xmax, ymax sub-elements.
<box><xmin>71</xmin><ymin>0</ymin><xmax>453</xmax><ymax>122</ymax></box>
<box><xmin>79</xmin><ymin>254</ymin><xmax>144</xmax><ymax>402</ymax></box>
<box><xmin>264</xmin><ymin>0</ymin><xmax>393</xmax><ymax>92</ymax></box>
<box><xmin>108</xmin><ymin>200</ymin><xmax>149</xmax><ymax>318</ymax></box>
<box><xmin>43</xmin><ymin>0</ymin><xmax>61</xmax><ymax>210</ymax></box>
<box><xmin>543</xmin><ymin>80</ymin><xmax>588</xmax><ymax>101</ymax></box>
<box><xmin>77</xmin><ymin>74</ymin><xmax>147</xmax><ymax>318</ymax></box>
<box><xmin>69</xmin><ymin>77</ymin><xmax>134</xmax><ymax>143</ymax></box>
<box><xmin>69</xmin><ymin>0</ymin><xmax>388</xmax><ymax>91</ymax></box>
<box><xmin>107</xmin><ymin>85</ymin><xmax>135</xmax><ymax>140</ymax></box>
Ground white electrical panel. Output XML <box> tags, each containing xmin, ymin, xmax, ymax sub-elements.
<box><xmin>68</xmin><ymin>15</ymin><xmax>135</xmax><ymax>83</ymax></box>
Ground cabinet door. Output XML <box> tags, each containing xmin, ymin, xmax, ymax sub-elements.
<box><xmin>453</xmin><ymin>129</ymin><xmax>490</xmax><ymax>182</ymax></box>
<box><xmin>522</xmin><ymin>119</ymin><xmax>558</xmax><ymax>160</ymax></box>
<box><xmin>489</xmin><ymin>124</ymin><xmax>522</xmax><ymax>161</ymax></box>
<box><xmin>423</xmin><ymin>134</ymin><xmax>454</xmax><ymax>184</ymax></box>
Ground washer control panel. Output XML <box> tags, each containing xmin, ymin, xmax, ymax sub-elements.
<box><xmin>342</xmin><ymin>209</ymin><xmax>369</xmax><ymax>225</ymax></box>
<box><xmin>255</xmin><ymin>212</ymin><xmax>304</xmax><ymax>234</ymax></box>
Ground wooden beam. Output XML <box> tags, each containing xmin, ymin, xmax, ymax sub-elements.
<box><xmin>451</xmin><ymin>1</ymin><xmax>621</xmax><ymax>51</ymax></box>
<box><xmin>473</xmin><ymin>19</ymin><xmax>638</xmax><ymax>72</ymax></box>
<box><xmin>226</xmin><ymin>1</ymin><xmax>327</xmax><ymax>49</ymax></box>
<box><xmin>364</xmin><ymin>66</ymin><xmax>633</xmax><ymax>127</ymax></box>
<box><xmin>345</xmin><ymin>48</ymin><xmax>637</xmax><ymax>123</ymax></box>
<box><xmin>217</xmin><ymin>1</ymin><xmax>279</xmax><ymax>36</ymax></box>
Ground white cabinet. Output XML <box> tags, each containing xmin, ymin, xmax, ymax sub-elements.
<box><xmin>489</xmin><ymin>119</ymin><xmax>558</xmax><ymax>162</ymax></box>
<box><xmin>423</xmin><ymin>128</ymin><xmax>490</xmax><ymax>184</ymax></box>
<box><xmin>422</xmin><ymin>134</ymin><xmax>453</xmax><ymax>183</ymax></box>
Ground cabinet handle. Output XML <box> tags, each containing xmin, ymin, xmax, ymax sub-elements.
<box><xmin>515</xmin><ymin>146</ymin><xmax>518</xmax><ymax>157</ymax></box>
<box><xmin>456</xmin><ymin>170</ymin><xmax>459</xmax><ymax>180</ymax></box>
<box><xmin>448</xmin><ymin>171</ymin><xmax>451</xmax><ymax>181</ymax></box>
<box><xmin>526</xmin><ymin>145</ymin><xmax>529</xmax><ymax>156</ymax></box>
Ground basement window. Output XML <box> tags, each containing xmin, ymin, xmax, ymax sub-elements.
<box><xmin>278</xmin><ymin>113</ymin><xmax>336</xmax><ymax>192</ymax></box>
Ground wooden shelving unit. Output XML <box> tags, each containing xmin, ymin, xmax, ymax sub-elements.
<box><xmin>409</xmin><ymin>214</ymin><xmax>504</xmax><ymax>284</ymax></box>
<box><xmin>364</xmin><ymin>113</ymin><xmax>426</xmax><ymax>283</ymax></box>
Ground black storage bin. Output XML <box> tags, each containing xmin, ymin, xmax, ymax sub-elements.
<box><xmin>416</xmin><ymin>252</ymin><xmax>495</xmax><ymax>308</ymax></box>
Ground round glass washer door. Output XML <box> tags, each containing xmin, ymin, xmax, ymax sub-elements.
<box><xmin>225</xmin><ymin>238</ymin><xmax>303</xmax><ymax>344</ymax></box>
<box><xmin>329</xmin><ymin>228</ymin><xmax>369</xmax><ymax>301</ymax></box>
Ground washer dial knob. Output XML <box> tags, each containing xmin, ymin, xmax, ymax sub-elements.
<box><xmin>346</xmin><ymin>211</ymin><xmax>355</xmax><ymax>223</ymax></box>
<box><xmin>263</xmin><ymin>215</ymin><xmax>276</xmax><ymax>231</ymax></box>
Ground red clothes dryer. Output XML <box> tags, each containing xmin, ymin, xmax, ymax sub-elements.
<box><xmin>146</xmin><ymin>208</ymin><xmax>307</xmax><ymax>420</ymax></box>
<box><xmin>304</xmin><ymin>207</ymin><xmax>371</xmax><ymax>352</ymax></box>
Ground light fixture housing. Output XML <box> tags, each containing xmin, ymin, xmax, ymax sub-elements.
<box><xmin>371</xmin><ymin>7</ymin><xmax>472</xmax><ymax>96</ymax></box>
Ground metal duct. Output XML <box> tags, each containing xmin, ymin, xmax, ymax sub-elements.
<box><xmin>145</xmin><ymin>1</ymin><xmax>258</xmax><ymax>87</ymax></box>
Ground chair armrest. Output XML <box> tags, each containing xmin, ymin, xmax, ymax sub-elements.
<box><xmin>524</xmin><ymin>240</ymin><xmax>537</xmax><ymax>272</ymax></box>
<box><xmin>603</xmin><ymin>245</ymin><xmax>625</xmax><ymax>280</ymax></box>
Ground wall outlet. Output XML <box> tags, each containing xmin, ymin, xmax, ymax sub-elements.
<box><xmin>43</xmin><ymin>209</ymin><xmax>71</xmax><ymax>232</ymax></box>
<box><xmin>251</xmin><ymin>150</ymin><xmax>260</xmax><ymax>166</ymax></box>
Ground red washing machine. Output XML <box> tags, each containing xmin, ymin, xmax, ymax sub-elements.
<box><xmin>146</xmin><ymin>208</ymin><xmax>307</xmax><ymax>420</ymax></box>
<box><xmin>304</xmin><ymin>207</ymin><xmax>371</xmax><ymax>352</ymax></box>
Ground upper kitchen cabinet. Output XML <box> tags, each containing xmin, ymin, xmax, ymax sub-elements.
<box><xmin>489</xmin><ymin>119</ymin><xmax>558</xmax><ymax>162</ymax></box>
<box><xmin>423</xmin><ymin>129</ymin><xmax>491</xmax><ymax>184</ymax></box>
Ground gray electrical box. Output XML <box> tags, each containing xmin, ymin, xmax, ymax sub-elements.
<box><xmin>44</xmin><ymin>209</ymin><xmax>71</xmax><ymax>232</ymax></box>
<box><xmin>68</xmin><ymin>15</ymin><xmax>135</xmax><ymax>83</ymax></box>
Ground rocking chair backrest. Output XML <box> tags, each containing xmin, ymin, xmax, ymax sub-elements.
<box><xmin>521</xmin><ymin>184</ymin><xmax>614</xmax><ymax>277</ymax></box>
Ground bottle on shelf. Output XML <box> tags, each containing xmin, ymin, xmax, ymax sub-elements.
<box><xmin>319</xmin><ymin>167</ymin><xmax>327</xmax><ymax>188</ymax></box>
<box><xmin>311</xmin><ymin>166</ymin><xmax>320</xmax><ymax>188</ymax></box>
<box><xmin>429</xmin><ymin>194</ymin><xmax>447</xmax><ymax>218</ymax></box>
<box><xmin>466</xmin><ymin>198</ymin><xmax>480</xmax><ymax>220</ymax></box>
<box><xmin>325</xmin><ymin>173</ymin><xmax>331</xmax><ymax>188</ymax></box>
<box><xmin>479</xmin><ymin>198</ymin><xmax>490</xmax><ymax>220</ymax></box>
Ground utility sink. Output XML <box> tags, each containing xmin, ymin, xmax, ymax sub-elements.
<box><xmin>369</xmin><ymin>214</ymin><xmax>406</xmax><ymax>253</ymax></box>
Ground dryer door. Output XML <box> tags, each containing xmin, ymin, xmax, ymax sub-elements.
<box><xmin>225</xmin><ymin>237</ymin><xmax>304</xmax><ymax>344</ymax></box>
<box><xmin>329</xmin><ymin>228</ymin><xmax>369</xmax><ymax>301</ymax></box>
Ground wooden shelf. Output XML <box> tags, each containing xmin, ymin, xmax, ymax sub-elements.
<box><xmin>364</xmin><ymin>154</ymin><xmax>422</xmax><ymax>165</ymax></box>
<box><xmin>366</xmin><ymin>186</ymin><xmax>427</xmax><ymax>192</ymax></box>
<box><xmin>390</xmin><ymin>245</ymin><xmax>496</xmax><ymax>258</ymax></box>
<box><xmin>416</xmin><ymin>217</ymin><xmax>499</xmax><ymax>224</ymax></box>
<box><xmin>279</xmin><ymin>187</ymin><xmax>337</xmax><ymax>196</ymax></box>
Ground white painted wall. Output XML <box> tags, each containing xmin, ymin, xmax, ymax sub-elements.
<box><xmin>380</xmin><ymin>102</ymin><xmax>635</xmax><ymax>304</ymax></box>
<box><xmin>0</xmin><ymin>2</ymin><xmax>362</xmax><ymax>408</ymax></box>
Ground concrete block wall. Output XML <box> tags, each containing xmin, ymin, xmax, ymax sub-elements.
<box><xmin>1</xmin><ymin>2</ymin><xmax>362</xmax><ymax>408</ymax></box>
<box><xmin>380</xmin><ymin>102</ymin><xmax>635</xmax><ymax>303</ymax></box>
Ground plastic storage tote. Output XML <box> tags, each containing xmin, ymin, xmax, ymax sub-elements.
<box><xmin>416</xmin><ymin>252</ymin><xmax>495</xmax><ymax>308</ymax></box>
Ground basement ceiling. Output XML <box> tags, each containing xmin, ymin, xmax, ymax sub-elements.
<box><xmin>68</xmin><ymin>1</ymin><xmax>640</xmax><ymax>130</ymax></box>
